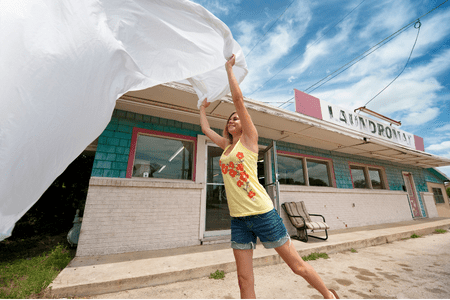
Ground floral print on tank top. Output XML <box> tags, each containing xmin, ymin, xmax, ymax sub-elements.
<box><xmin>220</xmin><ymin>151</ymin><xmax>256</xmax><ymax>200</ymax></box>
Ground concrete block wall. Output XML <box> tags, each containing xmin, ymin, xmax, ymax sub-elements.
<box><xmin>279</xmin><ymin>185</ymin><xmax>413</xmax><ymax>234</ymax></box>
<box><xmin>420</xmin><ymin>192</ymin><xmax>439</xmax><ymax>218</ymax></box>
<box><xmin>77</xmin><ymin>178</ymin><xmax>204</xmax><ymax>256</ymax></box>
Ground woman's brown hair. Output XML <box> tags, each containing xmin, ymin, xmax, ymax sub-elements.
<box><xmin>223</xmin><ymin>111</ymin><xmax>237</xmax><ymax>144</ymax></box>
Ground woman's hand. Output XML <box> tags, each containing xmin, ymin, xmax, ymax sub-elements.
<box><xmin>200</xmin><ymin>98</ymin><xmax>210</xmax><ymax>109</ymax></box>
<box><xmin>225</xmin><ymin>54</ymin><xmax>235</xmax><ymax>71</ymax></box>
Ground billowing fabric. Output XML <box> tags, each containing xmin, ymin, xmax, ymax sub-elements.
<box><xmin>0</xmin><ymin>0</ymin><xmax>247</xmax><ymax>241</ymax></box>
<box><xmin>220</xmin><ymin>140</ymin><xmax>274</xmax><ymax>217</ymax></box>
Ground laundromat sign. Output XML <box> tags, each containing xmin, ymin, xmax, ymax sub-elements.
<box><xmin>294</xmin><ymin>89</ymin><xmax>425</xmax><ymax>151</ymax></box>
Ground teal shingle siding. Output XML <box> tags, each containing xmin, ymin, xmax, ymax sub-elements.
<box><xmin>91</xmin><ymin>109</ymin><xmax>205</xmax><ymax>179</ymax></box>
<box><xmin>424</xmin><ymin>168</ymin><xmax>448</xmax><ymax>183</ymax></box>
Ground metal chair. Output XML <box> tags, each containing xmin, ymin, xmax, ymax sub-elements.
<box><xmin>281</xmin><ymin>201</ymin><xmax>329</xmax><ymax>242</ymax></box>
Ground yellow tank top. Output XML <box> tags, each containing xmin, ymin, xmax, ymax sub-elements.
<box><xmin>220</xmin><ymin>139</ymin><xmax>274</xmax><ymax>217</ymax></box>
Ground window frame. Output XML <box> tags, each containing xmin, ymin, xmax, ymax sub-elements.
<box><xmin>349</xmin><ymin>162</ymin><xmax>388</xmax><ymax>190</ymax></box>
<box><xmin>432</xmin><ymin>187</ymin><xmax>445</xmax><ymax>204</ymax></box>
<box><xmin>126</xmin><ymin>127</ymin><xmax>197</xmax><ymax>181</ymax></box>
<box><xmin>277</xmin><ymin>150</ymin><xmax>336</xmax><ymax>187</ymax></box>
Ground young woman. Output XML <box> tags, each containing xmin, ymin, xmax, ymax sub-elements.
<box><xmin>199</xmin><ymin>54</ymin><xmax>339</xmax><ymax>299</ymax></box>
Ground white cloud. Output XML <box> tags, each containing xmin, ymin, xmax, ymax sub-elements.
<box><xmin>436</xmin><ymin>124</ymin><xmax>450</xmax><ymax>132</ymax></box>
<box><xmin>234</xmin><ymin>20</ymin><xmax>258</xmax><ymax>54</ymax></box>
<box><xmin>402</xmin><ymin>108</ymin><xmax>440</xmax><ymax>126</ymax></box>
<box><xmin>284</xmin><ymin>0</ymin><xmax>414</xmax><ymax>83</ymax></box>
<box><xmin>411</xmin><ymin>9</ymin><xmax>450</xmax><ymax>55</ymax></box>
<box><xmin>288</xmin><ymin>76</ymin><xmax>297</xmax><ymax>83</ymax></box>
<box><xmin>312</xmin><ymin>44</ymin><xmax>450</xmax><ymax>129</ymax></box>
<box><xmin>246</xmin><ymin>85</ymin><xmax>293</xmax><ymax>106</ymax></box>
<box><xmin>357</xmin><ymin>0</ymin><xmax>412</xmax><ymax>40</ymax></box>
<box><xmin>290</xmin><ymin>29</ymin><xmax>347</xmax><ymax>75</ymax></box>
<box><xmin>426</xmin><ymin>141</ymin><xmax>450</xmax><ymax>152</ymax></box>
<box><xmin>282</xmin><ymin>1</ymin><xmax>450</xmax><ymax>92</ymax></box>
<box><xmin>238</xmin><ymin>0</ymin><xmax>313</xmax><ymax>94</ymax></box>
<box><xmin>404</xmin><ymin>49</ymin><xmax>450</xmax><ymax>81</ymax></box>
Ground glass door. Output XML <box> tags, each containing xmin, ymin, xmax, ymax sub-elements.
<box><xmin>204</xmin><ymin>144</ymin><xmax>231</xmax><ymax>236</ymax></box>
<box><xmin>261</xmin><ymin>141</ymin><xmax>280</xmax><ymax>212</ymax></box>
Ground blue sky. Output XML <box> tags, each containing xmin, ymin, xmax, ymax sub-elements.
<box><xmin>193</xmin><ymin>0</ymin><xmax>450</xmax><ymax>178</ymax></box>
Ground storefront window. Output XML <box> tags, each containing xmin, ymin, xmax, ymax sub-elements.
<box><xmin>307</xmin><ymin>160</ymin><xmax>330</xmax><ymax>187</ymax></box>
<box><xmin>350</xmin><ymin>164</ymin><xmax>387</xmax><ymax>189</ymax></box>
<box><xmin>432</xmin><ymin>187</ymin><xmax>445</xmax><ymax>204</ymax></box>
<box><xmin>132</xmin><ymin>134</ymin><xmax>194</xmax><ymax>180</ymax></box>
<box><xmin>350</xmin><ymin>166</ymin><xmax>366</xmax><ymax>188</ymax></box>
<box><xmin>277</xmin><ymin>155</ymin><xmax>305</xmax><ymax>185</ymax></box>
<box><xmin>369</xmin><ymin>169</ymin><xmax>383</xmax><ymax>189</ymax></box>
<box><xmin>277</xmin><ymin>153</ymin><xmax>333</xmax><ymax>187</ymax></box>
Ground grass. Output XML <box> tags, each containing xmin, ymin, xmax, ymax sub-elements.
<box><xmin>350</xmin><ymin>248</ymin><xmax>358</xmax><ymax>253</ymax></box>
<box><xmin>209</xmin><ymin>270</ymin><xmax>225</xmax><ymax>280</ymax></box>
<box><xmin>207</xmin><ymin>253</ymin><xmax>329</xmax><ymax>280</ymax></box>
<box><xmin>410</xmin><ymin>233</ymin><xmax>422</xmax><ymax>239</ymax></box>
<box><xmin>0</xmin><ymin>233</ymin><xmax>75</xmax><ymax>299</ymax></box>
<box><xmin>302</xmin><ymin>252</ymin><xmax>329</xmax><ymax>261</ymax></box>
<box><xmin>435</xmin><ymin>229</ymin><xmax>447</xmax><ymax>234</ymax></box>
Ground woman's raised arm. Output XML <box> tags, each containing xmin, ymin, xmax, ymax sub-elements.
<box><xmin>199</xmin><ymin>99</ymin><xmax>228</xmax><ymax>150</ymax></box>
<box><xmin>225</xmin><ymin>55</ymin><xmax>258</xmax><ymax>153</ymax></box>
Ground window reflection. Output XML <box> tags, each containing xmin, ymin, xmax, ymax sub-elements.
<box><xmin>132</xmin><ymin>134</ymin><xmax>193</xmax><ymax>180</ymax></box>
<box><xmin>351</xmin><ymin>167</ymin><xmax>366</xmax><ymax>188</ymax></box>
<box><xmin>277</xmin><ymin>155</ymin><xmax>304</xmax><ymax>185</ymax></box>
<box><xmin>350</xmin><ymin>165</ymin><xmax>387</xmax><ymax>189</ymax></box>
<box><xmin>277</xmin><ymin>154</ymin><xmax>332</xmax><ymax>187</ymax></box>
<box><xmin>368</xmin><ymin>169</ymin><xmax>382</xmax><ymax>189</ymax></box>
<box><xmin>307</xmin><ymin>160</ymin><xmax>330</xmax><ymax>187</ymax></box>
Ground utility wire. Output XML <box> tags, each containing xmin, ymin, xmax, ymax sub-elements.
<box><xmin>277</xmin><ymin>22</ymin><xmax>414</xmax><ymax>108</ymax></box>
<box><xmin>363</xmin><ymin>20</ymin><xmax>421</xmax><ymax>108</ymax></box>
<box><xmin>305</xmin><ymin>24</ymin><xmax>412</xmax><ymax>92</ymax></box>
<box><xmin>245</xmin><ymin>0</ymin><xmax>296</xmax><ymax>58</ymax></box>
<box><xmin>277</xmin><ymin>0</ymin><xmax>449</xmax><ymax>109</ymax></box>
<box><xmin>248</xmin><ymin>0</ymin><xmax>368</xmax><ymax>96</ymax></box>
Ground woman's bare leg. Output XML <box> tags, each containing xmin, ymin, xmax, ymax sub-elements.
<box><xmin>275</xmin><ymin>240</ymin><xmax>335</xmax><ymax>299</ymax></box>
<box><xmin>233</xmin><ymin>249</ymin><xmax>256</xmax><ymax>299</ymax></box>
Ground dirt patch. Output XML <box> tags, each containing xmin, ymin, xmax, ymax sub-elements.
<box><xmin>335</xmin><ymin>279</ymin><xmax>354</xmax><ymax>286</ymax></box>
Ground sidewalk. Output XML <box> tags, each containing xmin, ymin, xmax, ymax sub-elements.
<box><xmin>49</xmin><ymin>217</ymin><xmax>450</xmax><ymax>298</ymax></box>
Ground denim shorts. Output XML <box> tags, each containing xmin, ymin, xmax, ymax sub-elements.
<box><xmin>231</xmin><ymin>209</ymin><xmax>290</xmax><ymax>250</ymax></box>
